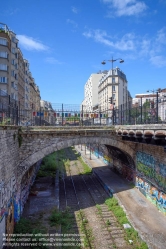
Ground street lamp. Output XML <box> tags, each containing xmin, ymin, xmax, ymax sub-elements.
<box><xmin>147</xmin><ymin>88</ymin><xmax>161</xmax><ymax>123</ymax></box>
<box><xmin>101</xmin><ymin>57</ymin><xmax>124</xmax><ymax>125</ymax></box>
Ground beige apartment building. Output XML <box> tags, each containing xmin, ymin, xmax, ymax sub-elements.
<box><xmin>0</xmin><ymin>22</ymin><xmax>41</xmax><ymax>124</ymax></box>
<box><xmin>98</xmin><ymin>67</ymin><xmax>128</xmax><ymax>111</ymax></box>
<box><xmin>18</xmin><ymin>48</ymin><xmax>25</xmax><ymax>108</ymax></box>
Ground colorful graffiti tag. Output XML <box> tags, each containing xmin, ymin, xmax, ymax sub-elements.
<box><xmin>136</xmin><ymin>151</ymin><xmax>166</xmax><ymax>192</ymax></box>
<box><xmin>87</xmin><ymin>144</ymin><xmax>113</xmax><ymax>165</ymax></box>
<box><xmin>136</xmin><ymin>151</ymin><xmax>166</xmax><ymax>215</ymax></box>
<box><xmin>136</xmin><ymin>176</ymin><xmax>166</xmax><ymax>215</ymax></box>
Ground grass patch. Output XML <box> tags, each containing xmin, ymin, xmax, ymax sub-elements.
<box><xmin>78</xmin><ymin>156</ymin><xmax>92</xmax><ymax>174</ymax></box>
<box><xmin>14</xmin><ymin>217</ymin><xmax>47</xmax><ymax>249</ymax></box>
<box><xmin>49</xmin><ymin>207</ymin><xmax>73</xmax><ymax>233</ymax></box>
<box><xmin>37</xmin><ymin>149</ymin><xmax>66</xmax><ymax>178</ymax></box>
<box><xmin>49</xmin><ymin>208</ymin><xmax>81</xmax><ymax>249</ymax></box>
<box><xmin>105</xmin><ymin>197</ymin><xmax>148</xmax><ymax>249</ymax></box>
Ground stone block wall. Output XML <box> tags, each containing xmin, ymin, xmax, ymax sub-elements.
<box><xmin>0</xmin><ymin>128</ymin><xmax>42</xmax><ymax>248</ymax></box>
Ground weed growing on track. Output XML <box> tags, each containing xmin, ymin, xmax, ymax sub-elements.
<box><xmin>96</xmin><ymin>204</ymin><xmax>102</xmax><ymax>215</ymax></box>
<box><xmin>49</xmin><ymin>208</ymin><xmax>72</xmax><ymax>232</ymax></box>
<box><xmin>78</xmin><ymin>156</ymin><xmax>92</xmax><ymax>174</ymax></box>
<box><xmin>105</xmin><ymin>197</ymin><xmax>148</xmax><ymax>249</ymax></box>
<box><xmin>14</xmin><ymin>217</ymin><xmax>48</xmax><ymax>249</ymax></box>
<box><xmin>77</xmin><ymin>209</ymin><xmax>94</xmax><ymax>248</ymax></box>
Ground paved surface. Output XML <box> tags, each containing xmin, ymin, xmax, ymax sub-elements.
<box><xmin>75</xmin><ymin>145</ymin><xmax>166</xmax><ymax>249</ymax></box>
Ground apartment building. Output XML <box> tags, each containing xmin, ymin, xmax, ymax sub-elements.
<box><xmin>18</xmin><ymin>48</ymin><xmax>25</xmax><ymax>108</ymax></box>
<box><xmin>0</xmin><ymin>24</ymin><xmax>11</xmax><ymax>96</ymax></box>
<box><xmin>40</xmin><ymin>100</ymin><xmax>55</xmax><ymax>125</ymax></box>
<box><xmin>82</xmin><ymin>71</ymin><xmax>108</xmax><ymax>112</ymax></box>
<box><xmin>133</xmin><ymin>93</ymin><xmax>156</xmax><ymax>106</ymax></box>
<box><xmin>98</xmin><ymin>67</ymin><xmax>128</xmax><ymax>111</ymax></box>
<box><xmin>133</xmin><ymin>89</ymin><xmax>166</xmax><ymax>121</ymax></box>
<box><xmin>0</xmin><ymin>23</ymin><xmax>41</xmax><ymax>122</ymax></box>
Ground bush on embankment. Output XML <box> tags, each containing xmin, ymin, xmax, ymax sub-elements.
<box><xmin>37</xmin><ymin>152</ymin><xmax>56</xmax><ymax>177</ymax></box>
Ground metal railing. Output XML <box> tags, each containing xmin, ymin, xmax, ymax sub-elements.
<box><xmin>0</xmin><ymin>90</ymin><xmax>166</xmax><ymax>126</ymax></box>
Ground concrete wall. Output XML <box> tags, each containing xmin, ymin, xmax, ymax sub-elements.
<box><xmin>88</xmin><ymin>141</ymin><xmax>166</xmax><ymax>215</ymax></box>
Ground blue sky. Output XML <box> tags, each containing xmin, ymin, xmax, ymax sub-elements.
<box><xmin>1</xmin><ymin>0</ymin><xmax>166</xmax><ymax>104</ymax></box>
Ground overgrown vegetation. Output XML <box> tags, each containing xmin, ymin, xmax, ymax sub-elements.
<box><xmin>49</xmin><ymin>208</ymin><xmax>81</xmax><ymax>249</ymax></box>
<box><xmin>0</xmin><ymin>118</ymin><xmax>11</xmax><ymax>126</ymax></box>
<box><xmin>49</xmin><ymin>207</ymin><xmax>72</xmax><ymax>232</ymax></box>
<box><xmin>77</xmin><ymin>209</ymin><xmax>94</xmax><ymax>248</ymax></box>
<box><xmin>37</xmin><ymin>152</ymin><xmax>57</xmax><ymax>177</ymax></box>
<box><xmin>77</xmin><ymin>155</ymin><xmax>92</xmax><ymax>174</ymax></box>
<box><xmin>105</xmin><ymin>197</ymin><xmax>148</xmax><ymax>249</ymax></box>
<box><xmin>14</xmin><ymin>217</ymin><xmax>48</xmax><ymax>249</ymax></box>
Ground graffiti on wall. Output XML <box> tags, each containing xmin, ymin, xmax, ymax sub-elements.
<box><xmin>0</xmin><ymin>175</ymin><xmax>16</xmax><ymax>222</ymax></box>
<box><xmin>136</xmin><ymin>151</ymin><xmax>166</xmax><ymax>215</ymax></box>
<box><xmin>136</xmin><ymin>176</ymin><xmax>166</xmax><ymax>215</ymax></box>
<box><xmin>88</xmin><ymin>144</ymin><xmax>113</xmax><ymax>165</ymax></box>
<box><xmin>0</xmin><ymin>160</ymin><xmax>41</xmax><ymax>224</ymax></box>
<box><xmin>136</xmin><ymin>151</ymin><xmax>166</xmax><ymax>192</ymax></box>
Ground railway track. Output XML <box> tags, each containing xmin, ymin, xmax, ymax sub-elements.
<box><xmin>59</xmin><ymin>147</ymin><xmax>132</xmax><ymax>249</ymax></box>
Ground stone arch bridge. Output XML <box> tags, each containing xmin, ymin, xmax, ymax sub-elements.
<box><xmin>0</xmin><ymin>125</ymin><xmax>166</xmax><ymax>240</ymax></box>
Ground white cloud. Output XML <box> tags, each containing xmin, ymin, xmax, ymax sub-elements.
<box><xmin>149</xmin><ymin>56</ymin><xmax>166</xmax><ymax>67</ymax></box>
<box><xmin>66</xmin><ymin>19</ymin><xmax>78</xmax><ymax>28</ymax></box>
<box><xmin>83</xmin><ymin>29</ymin><xmax>135</xmax><ymax>51</ymax></box>
<box><xmin>156</xmin><ymin>27</ymin><xmax>166</xmax><ymax>44</ymax></box>
<box><xmin>45</xmin><ymin>57</ymin><xmax>62</xmax><ymax>64</ymax></box>
<box><xmin>83</xmin><ymin>27</ymin><xmax>166</xmax><ymax>67</ymax></box>
<box><xmin>102</xmin><ymin>0</ymin><xmax>147</xmax><ymax>16</ymax></box>
<box><xmin>71</xmin><ymin>6</ymin><xmax>78</xmax><ymax>14</ymax></box>
<box><xmin>17</xmin><ymin>35</ymin><xmax>49</xmax><ymax>51</ymax></box>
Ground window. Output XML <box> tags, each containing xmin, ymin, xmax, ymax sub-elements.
<box><xmin>12</xmin><ymin>82</ymin><xmax>18</xmax><ymax>90</ymax></box>
<box><xmin>12</xmin><ymin>48</ymin><xmax>15</xmax><ymax>54</ymax></box>
<box><xmin>11</xmin><ymin>59</ymin><xmax>15</xmax><ymax>65</ymax></box>
<box><xmin>11</xmin><ymin>70</ymin><xmax>15</xmax><ymax>77</ymax></box>
<box><xmin>0</xmin><ymin>77</ymin><xmax>7</xmax><ymax>83</ymax></box>
<box><xmin>112</xmin><ymin>77</ymin><xmax>115</xmax><ymax>83</ymax></box>
<box><xmin>113</xmin><ymin>85</ymin><xmax>116</xmax><ymax>91</ymax></box>
<box><xmin>0</xmin><ymin>51</ymin><xmax>8</xmax><ymax>58</ymax></box>
<box><xmin>113</xmin><ymin>94</ymin><xmax>116</xmax><ymax>100</ymax></box>
<box><xmin>0</xmin><ymin>64</ymin><xmax>7</xmax><ymax>71</ymax></box>
<box><xmin>0</xmin><ymin>38</ymin><xmax>7</xmax><ymax>46</ymax></box>
<box><xmin>11</xmin><ymin>92</ymin><xmax>18</xmax><ymax>100</ymax></box>
<box><xmin>0</xmin><ymin>89</ymin><xmax>7</xmax><ymax>96</ymax></box>
<box><xmin>12</xmin><ymin>36</ymin><xmax>15</xmax><ymax>43</ymax></box>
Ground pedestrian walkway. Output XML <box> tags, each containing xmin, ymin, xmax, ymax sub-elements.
<box><xmin>75</xmin><ymin>145</ymin><xmax>166</xmax><ymax>249</ymax></box>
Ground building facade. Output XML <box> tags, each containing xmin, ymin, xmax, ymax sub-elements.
<box><xmin>98</xmin><ymin>67</ymin><xmax>128</xmax><ymax>112</ymax></box>
<box><xmin>82</xmin><ymin>71</ymin><xmax>108</xmax><ymax>112</ymax></box>
<box><xmin>133</xmin><ymin>90</ymin><xmax>166</xmax><ymax>122</ymax></box>
<box><xmin>0</xmin><ymin>22</ymin><xmax>41</xmax><ymax>124</ymax></box>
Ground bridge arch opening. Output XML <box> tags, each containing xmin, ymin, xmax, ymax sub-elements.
<box><xmin>18</xmin><ymin>136</ymin><xmax>136</xmax><ymax>183</ymax></box>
